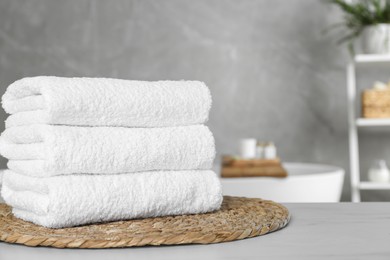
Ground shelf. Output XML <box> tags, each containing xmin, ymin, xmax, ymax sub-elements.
<box><xmin>359</xmin><ymin>182</ymin><xmax>390</xmax><ymax>190</ymax></box>
<box><xmin>355</xmin><ymin>54</ymin><xmax>390</xmax><ymax>64</ymax></box>
<box><xmin>356</xmin><ymin>118</ymin><xmax>390</xmax><ymax>132</ymax></box>
<box><xmin>347</xmin><ymin>56</ymin><xmax>390</xmax><ymax>201</ymax></box>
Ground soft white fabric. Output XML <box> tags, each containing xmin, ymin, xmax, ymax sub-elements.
<box><xmin>0</xmin><ymin>169</ymin><xmax>3</xmax><ymax>186</ymax></box>
<box><xmin>1</xmin><ymin>169</ymin><xmax>223</xmax><ymax>228</ymax></box>
<box><xmin>0</xmin><ymin>124</ymin><xmax>215</xmax><ymax>177</ymax></box>
<box><xmin>2</xmin><ymin>76</ymin><xmax>212</xmax><ymax>128</ymax></box>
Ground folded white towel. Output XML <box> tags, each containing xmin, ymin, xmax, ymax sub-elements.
<box><xmin>2</xmin><ymin>76</ymin><xmax>212</xmax><ymax>128</ymax></box>
<box><xmin>1</xmin><ymin>169</ymin><xmax>222</xmax><ymax>228</ymax></box>
<box><xmin>0</xmin><ymin>124</ymin><xmax>215</xmax><ymax>177</ymax></box>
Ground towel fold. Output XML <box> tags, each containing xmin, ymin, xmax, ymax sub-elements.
<box><xmin>1</xmin><ymin>169</ymin><xmax>222</xmax><ymax>228</ymax></box>
<box><xmin>2</xmin><ymin>76</ymin><xmax>212</xmax><ymax>128</ymax></box>
<box><xmin>0</xmin><ymin>124</ymin><xmax>215</xmax><ymax>177</ymax></box>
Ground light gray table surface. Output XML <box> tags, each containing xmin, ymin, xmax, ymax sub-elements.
<box><xmin>1</xmin><ymin>203</ymin><xmax>390</xmax><ymax>260</ymax></box>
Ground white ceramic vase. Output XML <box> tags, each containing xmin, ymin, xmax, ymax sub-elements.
<box><xmin>362</xmin><ymin>24</ymin><xmax>390</xmax><ymax>54</ymax></box>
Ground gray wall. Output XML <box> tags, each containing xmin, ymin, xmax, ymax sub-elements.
<box><xmin>1</xmin><ymin>0</ymin><xmax>388</xmax><ymax>201</ymax></box>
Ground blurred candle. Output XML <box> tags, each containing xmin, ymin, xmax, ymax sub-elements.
<box><xmin>239</xmin><ymin>138</ymin><xmax>257</xmax><ymax>159</ymax></box>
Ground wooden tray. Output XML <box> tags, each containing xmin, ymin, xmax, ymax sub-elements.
<box><xmin>221</xmin><ymin>156</ymin><xmax>288</xmax><ymax>178</ymax></box>
<box><xmin>0</xmin><ymin>196</ymin><xmax>290</xmax><ymax>248</ymax></box>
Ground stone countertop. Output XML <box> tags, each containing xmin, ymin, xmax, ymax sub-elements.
<box><xmin>1</xmin><ymin>203</ymin><xmax>390</xmax><ymax>260</ymax></box>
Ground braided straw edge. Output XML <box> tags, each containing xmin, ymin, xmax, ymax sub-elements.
<box><xmin>0</xmin><ymin>199</ymin><xmax>290</xmax><ymax>248</ymax></box>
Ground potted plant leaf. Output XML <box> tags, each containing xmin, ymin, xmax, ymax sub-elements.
<box><xmin>331</xmin><ymin>0</ymin><xmax>390</xmax><ymax>54</ymax></box>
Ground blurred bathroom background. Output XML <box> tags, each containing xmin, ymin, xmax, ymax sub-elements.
<box><xmin>2</xmin><ymin>0</ymin><xmax>390</xmax><ymax>201</ymax></box>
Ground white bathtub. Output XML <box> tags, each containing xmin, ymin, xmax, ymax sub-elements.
<box><xmin>219</xmin><ymin>162</ymin><xmax>345</xmax><ymax>202</ymax></box>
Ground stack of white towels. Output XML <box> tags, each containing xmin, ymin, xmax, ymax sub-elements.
<box><xmin>0</xmin><ymin>76</ymin><xmax>222</xmax><ymax>228</ymax></box>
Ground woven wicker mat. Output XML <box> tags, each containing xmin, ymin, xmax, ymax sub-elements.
<box><xmin>0</xmin><ymin>196</ymin><xmax>290</xmax><ymax>248</ymax></box>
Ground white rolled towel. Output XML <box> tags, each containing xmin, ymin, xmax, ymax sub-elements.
<box><xmin>2</xmin><ymin>76</ymin><xmax>212</xmax><ymax>128</ymax></box>
<box><xmin>1</xmin><ymin>170</ymin><xmax>223</xmax><ymax>228</ymax></box>
<box><xmin>0</xmin><ymin>124</ymin><xmax>215</xmax><ymax>177</ymax></box>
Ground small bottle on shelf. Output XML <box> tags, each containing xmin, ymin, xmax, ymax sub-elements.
<box><xmin>368</xmin><ymin>160</ymin><xmax>390</xmax><ymax>183</ymax></box>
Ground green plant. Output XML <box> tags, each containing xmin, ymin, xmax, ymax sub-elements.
<box><xmin>330</xmin><ymin>0</ymin><xmax>390</xmax><ymax>52</ymax></box>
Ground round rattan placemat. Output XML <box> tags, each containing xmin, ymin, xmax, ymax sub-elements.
<box><xmin>0</xmin><ymin>196</ymin><xmax>290</xmax><ymax>248</ymax></box>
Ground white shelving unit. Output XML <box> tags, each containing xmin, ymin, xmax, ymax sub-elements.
<box><xmin>347</xmin><ymin>54</ymin><xmax>390</xmax><ymax>202</ymax></box>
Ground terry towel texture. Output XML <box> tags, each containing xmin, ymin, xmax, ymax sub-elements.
<box><xmin>2</xmin><ymin>170</ymin><xmax>223</xmax><ymax>228</ymax></box>
<box><xmin>0</xmin><ymin>76</ymin><xmax>222</xmax><ymax>228</ymax></box>
<box><xmin>0</xmin><ymin>124</ymin><xmax>215</xmax><ymax>177</ymax></box>
<box><xmin>2</xmin><ymin>76</ymin><xmax>212</xmax><ymax>128</ymax></box>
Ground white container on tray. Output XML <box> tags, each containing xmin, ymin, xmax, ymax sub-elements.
<box><xmin>239</xmin><ymin>139</ymin><xmax>257</xmax><ymax>159</ymax></box>
<box><xmin>264</xmin><ymin>142</ymin><xmax>277</xmax><ymax>159</ymax></box>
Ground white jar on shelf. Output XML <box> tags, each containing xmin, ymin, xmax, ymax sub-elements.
<box><xmin>368</xmin><ymin>160</ymin><xmax>390</xmax><ymax>183</ymax></box>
